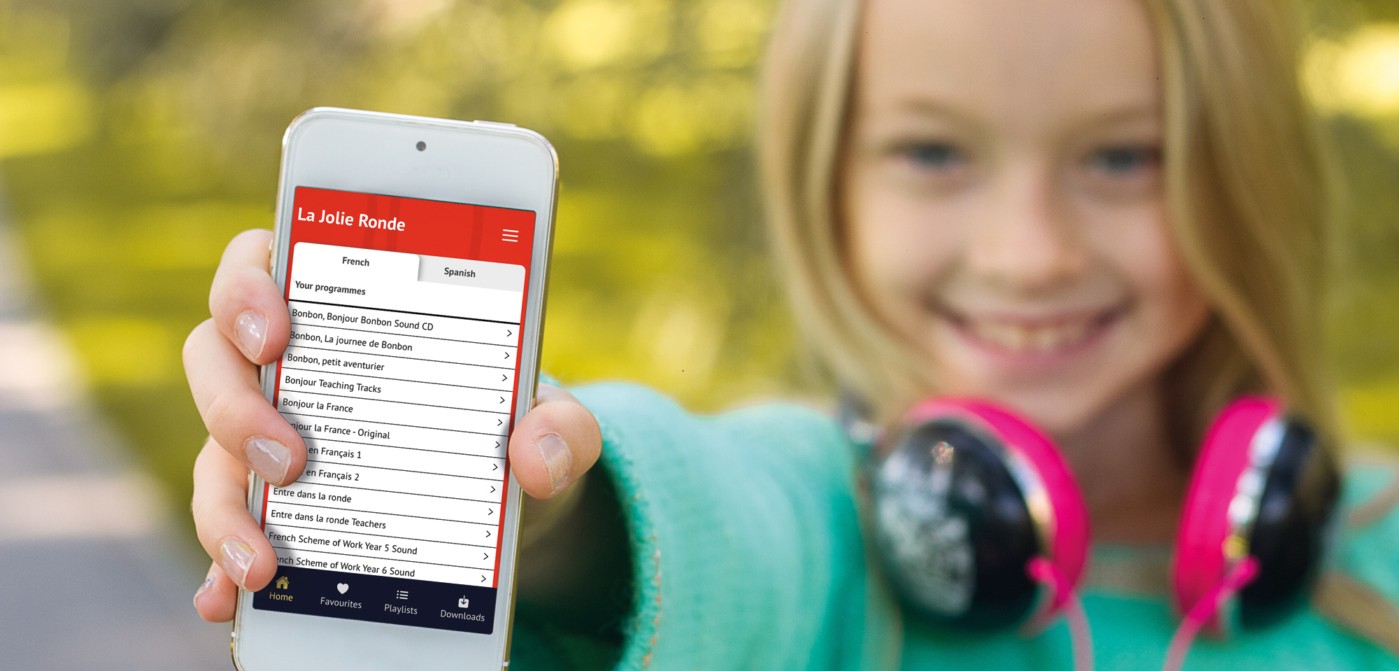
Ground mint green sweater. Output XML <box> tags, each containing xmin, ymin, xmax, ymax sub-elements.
<box><xmin>511</xmin><ymin>383</ymin><xmax>1399</xmax><ymax>670</ymax></box>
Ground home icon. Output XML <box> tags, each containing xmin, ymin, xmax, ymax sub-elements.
<box><xmin>275</xmin><ymin>576</ymin><xmax>290</xmax><ymax>590</ymax></box>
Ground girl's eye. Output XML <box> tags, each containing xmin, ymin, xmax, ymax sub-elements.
<box><xmin>1088</xmin><ymin>145</ymin><xmax>1161</xmax><ymax>176</ymax></box>
<box><xmin>895</xmin><ymin>141</ymin><xmax>965</xmax><ymax>171</ymax></box>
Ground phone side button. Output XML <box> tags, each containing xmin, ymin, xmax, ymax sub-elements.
<box><xmin>473</xmin><ymin>120</ymin><xmax>517</xmax><ymax>128</ymax></box>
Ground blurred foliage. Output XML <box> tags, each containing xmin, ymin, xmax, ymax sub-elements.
<box><xmin>0</xmin><ymin>0</ymin><xmax>796</xmax><ymax>523</ymax></box>
<box><xmin>1</xmin><ymin>0</ymin><xmax>1398</xmax><ymax>527</ymax></box>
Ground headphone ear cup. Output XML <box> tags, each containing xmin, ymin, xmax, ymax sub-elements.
<box><xmin>1172</xmin><ymin>396</ymin><xmax>1342</xmax><ymax>634</ymax></box>
<box><xmin>870</xmin><ymin>399</ymin><xmax>1090</xmax><ymax>629</ymax></box>
<box><xmin>1234</xmin><ymin>414</ymin><xmax>1340</xmax><ymax>628</ymax></box>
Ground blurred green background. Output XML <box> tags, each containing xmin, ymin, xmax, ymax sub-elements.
<box><xmin>0</xmin><ymin>0</ymin><xmax>1397</xmax><ymax>535</ymax></box>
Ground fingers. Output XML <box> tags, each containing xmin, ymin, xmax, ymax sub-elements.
<box><xmin>210</xmin><ymin>229</ymin><xmax>289</xmax><ymax>365</ymax></box>
<box><xmin>187</xmin><ymin>228</ymin><xmax>290</xmax><ymax>621</ymax></box>
<box><xmin>192</xmin><ymin>436</ymin><xmax>280</xmax><ymax>596</ymax></box>
<box><xmin>184</xmin><ymin>319</ymin><xmax>306</xmax><ymax>485</ymax></box>
<box><xmin>508</xmin><ymin>383</ymin><xmax>602</xmax><ymax>500</ymax></box>
<box><xmin>188</xmin><ymin>228</ymin><xmax>304</xmax><ymax>485</ymax></box>
<box><xmin>192</xmin><ymin>561</ymin><xmax>238</xmax><ymax>622</ymax></box>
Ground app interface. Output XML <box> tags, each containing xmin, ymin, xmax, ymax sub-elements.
<box><xmin>253</xmin><ymin>186</ymin><xmax>535</xmax><ymax>634</ymax></box>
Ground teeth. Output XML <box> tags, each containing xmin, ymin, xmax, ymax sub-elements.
<box><xmin>967</xmin><ymin>319</ymin><xmax>1093</xmax><ymax>353</ymax></box>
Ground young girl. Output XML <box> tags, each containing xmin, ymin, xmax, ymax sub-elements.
<box><xmin>183</xmin><ymin>0</ymin><xmax>1399</xmax><ymax>668</ymax></box>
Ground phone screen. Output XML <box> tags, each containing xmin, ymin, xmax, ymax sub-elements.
<box><xmin>253</xmin><ymin>185</ymin><xmax>535</xmax><ymax>634</ymax></box>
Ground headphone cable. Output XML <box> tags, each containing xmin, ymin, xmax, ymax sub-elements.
<box><xmin>1162</xmin><ymin>556</ymin><xmax>1260</xmax><ymax>671</ymax></box>
<box><xmin>1027</xmin><ymin>557</ymin><xmax>1094</xmax><ymax>671</ymax></box>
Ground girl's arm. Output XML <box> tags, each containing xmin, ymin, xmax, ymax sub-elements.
<box><xmin>530</xmin><ymin>382</ymin><xmax>904</xmax><ymax>671</ymax></box>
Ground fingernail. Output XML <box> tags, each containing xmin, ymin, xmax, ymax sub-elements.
<box><xmin>235</xmin><ymin>310</ymin><xmax>268</xmax><ymax>359</ymax></box>
<box><xmin>245</xmin><ymin>436</ymin><xmax>291</xmax><ymax>483</ymax></box>
<box><xmin>537</xmin><ymin>433</ymin><xmax>573</xmax><ymax>495</ymax></box>
<box><xmin>219</xmin><ymin>538</ymin><xmax>256</xmax><ymax>589</ymax></box>
<box><xmin>193</xmin><ymin>572</ymin><xmax>216</xmax><ymax>610</ymax></box>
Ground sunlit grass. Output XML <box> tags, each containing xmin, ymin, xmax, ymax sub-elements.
<box><xmin>1307</xmin><ymin>24</ymin><xmax>1399</xmax><ymax>118</ymax></box>
<box><xmin>1343</xmin><ymin>381</ymin><xmax>1399</xmax><ymax>448</ymax></box>
<box><xmin>0</xmin><ymin>79</ymin><xmax>93</xmax><ymax>158</ymax></box>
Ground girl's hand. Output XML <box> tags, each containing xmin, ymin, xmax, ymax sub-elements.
<box><xmin>184</xmin><ymin>229</ymin><xmax>605</xmax><ymax>622</ymax></box>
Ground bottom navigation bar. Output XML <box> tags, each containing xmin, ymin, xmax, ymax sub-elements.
<box><xmin>252</xmin><ymin>564</ymin><xmax>498</xmax><ymax>634</ymax></box>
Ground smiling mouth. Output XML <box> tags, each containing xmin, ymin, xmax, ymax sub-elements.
<box><xmin>936</xmin><ymin>304</ymin><xmax>1128</xmax><ymax>355</ymax></box>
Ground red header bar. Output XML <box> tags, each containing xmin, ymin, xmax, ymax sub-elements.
<box><xmin>289</xmin><ymin>186</ymin><xmax>536</xmax><ymax>268</ymax></box>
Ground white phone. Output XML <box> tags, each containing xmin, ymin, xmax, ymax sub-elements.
<box><xmin>232</xmin><ymin>108</ymin><xmax>557</xmax><ymax>670</ymax></box>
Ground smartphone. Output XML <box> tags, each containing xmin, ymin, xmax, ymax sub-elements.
<box><xmin>231</xmin><ymin>108</ymin><xmax>557</xmax><ymax>670</ymax></box>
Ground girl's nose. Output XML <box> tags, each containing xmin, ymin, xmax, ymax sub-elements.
<box><xmin>965</xmin><ymin>167</ymin><xmax>1087</xmax><ymax>293</ymax></box>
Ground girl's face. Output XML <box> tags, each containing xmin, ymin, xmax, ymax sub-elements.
<box><xmin>841</xmin><ymin>0</ymin><xmax>1211</xmax><ymax>436</ymax></box>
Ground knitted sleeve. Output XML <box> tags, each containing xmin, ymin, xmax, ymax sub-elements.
<box><xmin>523</xmin><ymin>382</ymin><xmax>901</xmax><ymax>671</ymax></box>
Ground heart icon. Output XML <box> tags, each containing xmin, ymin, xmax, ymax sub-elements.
<box><xmin>336</xmin><ymin>583</ymin><xmax>349</xmax><ymax>595</ymax></box>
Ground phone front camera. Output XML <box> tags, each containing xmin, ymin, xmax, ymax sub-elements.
<box><xmin>416</xmin><ymin>141</ymin><xmax>427</xmax><ymax>152</ymax></box>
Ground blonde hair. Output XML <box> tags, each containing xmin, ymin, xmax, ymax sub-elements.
<box><xmin>758</xmin><ymin>0</ymin><xmax>1399</xmax><ymax>656</ymax></box>
<box><xmin>759</xmin><ymin>0</ymin><xmax>910</xmax><ymax>422</ymax></box>
<box><xmin>1146</xmin><ymin>0</ymin><xmax>1338</xmax><ymax>452</ymax></box>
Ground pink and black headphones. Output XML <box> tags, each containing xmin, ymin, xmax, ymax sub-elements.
<box><xmin>852</xmin><ymin>395</ymin><xmax>1340</xmax><ymax>670</ymax></box>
